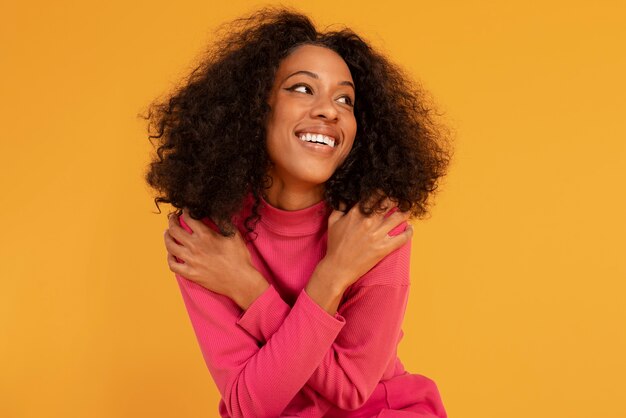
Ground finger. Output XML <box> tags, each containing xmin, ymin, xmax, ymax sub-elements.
<box><xmin>168</xmin><ymin>212</ymin><xmax>180</xmax><ymax>229</ymax></box>
<box><xmin>329</xmin><ymin>201</ymin><xmax>349</xmax><ymax>225</ymax></box>
<box><xmin>379</xmin><ymin>196</ymin><xmax>399</xmax><ymax>216</ymax></box>
<box><xmin>168</xmin><ymin>216</ymin><xmax>190</xmax><ymax>245</ymax></box>
<box><xmin>328</xmin><ymin>209</ymin><xmax>344</xmax><ymax>226</ymax></box>
<box><xmin>346</xmin><ymin>201</ymin><xmax>365</xmax><ymax>220</ymax></box>
<box><xmin>181</xmin><ymin>208</ymin><xmax>219</xmax><ymax>237</ymax></box>
<box><xmin>166</xmin><ymin>252</ymin><xmax>188</xmax><ymax>275</ymax></box>
<box><xmin>380</xmin><ymin>196</ymin><xmax>393</xmax><ymax>211</ymax></box>
<box><xmin>385</xmin><ymin>224</ymin><xmax>414</xmax><ymax>252</ymax></box>
<box><xmin>164</xmin><ymin>229</ymin><xmax>189</xmax><ymax>260</ymax></box>
<box><xmin>379</xmin><ymin>209</ymin><xmax>411</xmax><ymax>235</ymax></box>
<box><xmin>180</xmin><ymin>207</ymin><xmax>206</xmax><ymax>234</ymax></box>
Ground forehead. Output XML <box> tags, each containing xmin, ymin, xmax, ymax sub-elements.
<box><xmin>275</xmin><ymin>44</ymin><xmax>353</xmax><ymax>82</ymax></box>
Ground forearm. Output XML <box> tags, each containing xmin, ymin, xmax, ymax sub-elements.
<box><xmin>237</xmin><ymin>239</ymin><xmax>413</xmax><ymax>410</ymax></box>
<box><xmin>176</xmin><ymin>274</ymin><xmax>345</xmax><ymax>418</ymax></box>
<box><xmin>304</xmin><ymin>259</ymin><xmax>348</xmax><ymax>314</ymax></box>
<box><xmin>230</xmin><ymin>267</ymin><xmax>270</xmax><ymax>310</ymax></box>
<box><xmin>305</xmin><ymin>284</ymin><xmax>409</xmax><ymax>409</ymax></box>
<box><xmin>240</xmin><ymin>282</ymin><xmax>409</xmax><ymax>410</ymax></box>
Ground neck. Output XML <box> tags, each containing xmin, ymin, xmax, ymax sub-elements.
<box><xmin>263</xmin><ymin>179</ymin><xmax>325</xmax><ymax>211</ymax></box>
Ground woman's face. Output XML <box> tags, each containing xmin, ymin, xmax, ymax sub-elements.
<box><xmin>265</xmin><ymin>44</ymin><xmax>357</xmax><ymax>192</ymax></box>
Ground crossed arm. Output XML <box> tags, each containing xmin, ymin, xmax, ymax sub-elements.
<box><xmin>166</xmin><ymin>203</ymin><xmax>413</xmax><ymax>417</ymax></box>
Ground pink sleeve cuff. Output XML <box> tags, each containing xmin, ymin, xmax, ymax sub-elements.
<box><xmin>237</xmin><ymin>285</ymin><xmax>345</xmax><ymax>344</ymax></box>
<box><xmin>236</xmin><ymin>285</ymin><xmax>291</xmax><ymax>343</ymax></box>
<box><xmin>299</xmin><ymin>288</ymin><xmax>346</xmax><ymax>326</ymax></box>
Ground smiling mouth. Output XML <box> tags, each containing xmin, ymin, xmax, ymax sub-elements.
<box><xmin>296</xmin><ymin>132</ymin><xmax>336</xmax><ymax>148</ymax></box>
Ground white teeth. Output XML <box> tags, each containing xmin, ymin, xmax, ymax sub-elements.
<box><xmin>298</xmin><ymin>133</ymin><xmax>336</xmax><ymax>148</ymax></box>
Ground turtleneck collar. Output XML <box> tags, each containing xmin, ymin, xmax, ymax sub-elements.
<box><xmin>257</xmin><ymin>194</ymin><xmax>330</xmax><ymax>235</ymax></box>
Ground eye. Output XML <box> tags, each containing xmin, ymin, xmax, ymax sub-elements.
<box><xmin>286</xmin><ymin>83</ymin><xmax>313</xmax><ymax>94</ymax></box>
<box><xmin>336</xmin><ymin>95</ymin><xmax>354</xmax><ymax>106</ymax></box>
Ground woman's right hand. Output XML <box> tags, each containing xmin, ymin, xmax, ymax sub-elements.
<box><xmin>305</xmin><ymin>198</ymin><xmax>413</xmax><ymax>313</ymax></box>
<box><xmin>164</xmin><ymin>208</ymin><xmax>269</xmax><ymax>310</ymax></box>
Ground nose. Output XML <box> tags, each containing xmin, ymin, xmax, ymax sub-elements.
<box><xmin>309</xmin><ymin>94</ymin><xmax>339</xmax><ymax>121</ymax></box>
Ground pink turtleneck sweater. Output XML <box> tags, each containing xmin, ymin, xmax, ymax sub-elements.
<box><xmin>175</xmin><ymin>195</ymin><xmax>446</xmax><ymax>418</ymax></box>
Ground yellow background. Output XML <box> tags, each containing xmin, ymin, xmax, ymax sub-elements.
<box><xmin>1</xmin><ymin>1</ymin><xmax>624</xmax><ymax>417</ymax></box>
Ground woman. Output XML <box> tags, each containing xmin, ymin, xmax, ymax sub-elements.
<box><xmin>145</xmin><ymin>8</ymin><xmax>451</xmax><ymax>418</ymax></box>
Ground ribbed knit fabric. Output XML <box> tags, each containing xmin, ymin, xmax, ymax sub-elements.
<box><xmin>175</xmin><ymin>194</ymin><xmax>447</xmax><ymax>418</ymax></box>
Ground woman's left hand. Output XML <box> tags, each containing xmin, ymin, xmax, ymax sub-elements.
<box><xmin>163</xmin><ymin>208</ymin><xmax>269</xmax><ymax>309</ymax></box>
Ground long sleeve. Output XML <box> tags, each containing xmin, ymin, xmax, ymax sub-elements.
<box><xmin>173</xmin><ymin>204</ymin><xmax>446</xmax><ymax>417</ymax></box>
<box><xmin>238</xmin><ymin>227</ymin><xmax>413</xmax><ymax>411</ymax></box>
<box><xmin>176</xmin><ymin>275</ymin><xmax>345</xmax><ymax>418</ymax></box>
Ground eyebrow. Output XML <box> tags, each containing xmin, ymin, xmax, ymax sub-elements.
<box><xmin>282</xmin><ymin>70</ymin><xmax>355</xmax><ymax>91</ymax></box>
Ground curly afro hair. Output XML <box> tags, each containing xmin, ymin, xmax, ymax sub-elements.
<box><xmin>143</xmin><ymin>7</ymin><xmax>452</xmax><ymax>237</ymax></box>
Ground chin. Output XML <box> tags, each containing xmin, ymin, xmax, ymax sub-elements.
<box><xmin>298</xmin><ymin>170</ymin><xmax>335</xmax><ymax>186</ymax></box>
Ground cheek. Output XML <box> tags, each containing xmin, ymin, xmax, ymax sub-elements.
<box><xmin>265</xmin><ymin>111</ymin><xmax>290</xmax><ymax>146</ymax></box>
<box><xmin>344</xmin><ymin>117</ymin><xmax>357</xmax><ymax>149</ymax></box>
